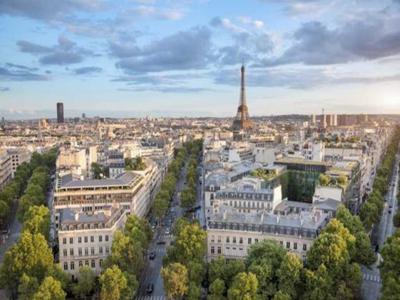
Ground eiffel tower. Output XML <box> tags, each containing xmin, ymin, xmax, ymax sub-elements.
<box><xmin>232</xmin><ymin>65</ymin><xmax>252</xmax><ymax>139</ymax></box>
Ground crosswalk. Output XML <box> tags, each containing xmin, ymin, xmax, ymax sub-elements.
<box><xmin>136</xmin><ymin>296</ymin><xmax>166</xmax><ymax>300</ymax></box>
<box><xmin>363</xmin><ymin>273</ymin><xmax>381</xmax><ymax>283</ymax></box>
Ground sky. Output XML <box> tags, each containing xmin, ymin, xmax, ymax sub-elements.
<box><xmin>1</xmin><ymin>0</ymin><xmax>400</xmax><ymax>119</ymax></box>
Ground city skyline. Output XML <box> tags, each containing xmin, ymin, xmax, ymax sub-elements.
<box><xmin>1</xmin><ymin>0</ymin><xmax>400</xmax><ymax>119</ymax></box>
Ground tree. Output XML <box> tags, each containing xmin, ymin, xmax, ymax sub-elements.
<box><xmin>0</xmin><ymin>232</ymin><xmax>54</xmax><ymax>296</ymax></box>
<box><xmin>381</xmin><ymin>275</ymin><xmax>400</xmax><ymax>300</ymax></box>
<box><xmin>360</xmin><ymin>201</ymin><xmax>379</xmax><ymax>230</ymax></box>
<box><xmin>393</xmin><ymin>211</ymin><xmax>400</xmax><ymax>228</ymax></box>
<box><xmin>302</xmin><ymin>264</ymin><xmax>334</xmax><ymax>300</ymax></box>
<box><xmin>22</xmin><ymin>205</ymin><xmax>50</xmax><ymax>240</ymax></box>
<box><xmin>108</xmin><ymin>230</ymin><xmax>143</xmax><ymax>276</ymax></box>
<box><xmin>319</xmin><ymin>174</ymin><xmax>331</xmax><ymax>186</ymax></box>
<box><xmin>181</xmin><ymin>187</ymin><xmax>196</xmax><ymax>208</ymax></box>
<box><xmin>18</xmin><ymin>274</ymin><xmax>39</xmax><ymax>300</ymax></box>
<box><xmin>337</xmin><ymin>175</ymin><xmax>348</xmax><ymax>186</ymax></box>
<box><xmin>161</xmin><ymin>263</ymin><xmax>189</xmax><ymax>300</ymax></box>
<box><xmin>227</xmin><ymin>272</ymin><xmax>258</xmax><ymax>300</ymax></box>
<box><xmin>169</xmin><ymin>223</ymin><xmax>206</xmax><ymax>265</ymax></box>
<box><xmin>273</xmin><ymin>291</ymin><xmax>291</xmax><ymax>300</ymax></box>
<box><xmin>32</xmin><ymin>276</ymin><xmax>66</xmax><ymax>300</ymax></box>
<box><xmin>152</xmin><ymin>195</ymin><xmax>169</xmax><ymax>222</ymax></box>
<box><xmin>99</xmin><ymin>265</ymin><xmax>129</xmax><ymax>300</ymax></box>
<box><xmin>124</xmin><ymin>215</ymin><xmax>152</xmax><ymax>249</ymax></box>
<box><xmin>72</xmin><ymin>266</ymin><xmax>96</xmax><ymax>299</ymax></box>
<box><xmin>208</xmin><ymin>278</ymin><xmax>226</xmax><ymax>300</ymax></box>
<box><xmin>276</xmin><ymin>253</ymin><xmax>302</xmax><ymax>299</ymax></box>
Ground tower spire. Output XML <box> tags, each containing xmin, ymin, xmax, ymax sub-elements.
<box><xmin>232</xmin><ymin>64</ymin><xmax>252</xmax><ymax>136</ymax></box>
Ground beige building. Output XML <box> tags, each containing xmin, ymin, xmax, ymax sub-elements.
<box><xmin>58</xmin><ymin>205</ymin><xmax>126</xmax><ymax>277</ymax></box>
<box><xmin>7</xmin><ymin>148</ymin><xmax>31</xmax><ymax>178</ymax></box>
<box><xmin>0</xmin><ymin>149</ymin><xmax>12</xmax><ymax>190</ymax></box>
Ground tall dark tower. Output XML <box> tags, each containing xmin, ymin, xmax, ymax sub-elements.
<box><xmin>232</xmin><ymin>65</ymin><xmax>252</xmax><ymax>138</ymax></box>
<box><xmin>57</xmin><ymin>102</ymin><xmax>64</xmax><ymax>123</ymax></box>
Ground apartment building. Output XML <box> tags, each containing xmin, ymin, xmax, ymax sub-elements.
<box><xmin>0</xmin><ymin>149</ymin><xmax>12</xmax><ymax>190</ymax></box>
<box><xmin>207</xmin><ymin>206</ymin><xmax>329</xmax><ymax>260</ymax></box>
<box><xmin>7</xmin><ymin>148</ymin><xmax>31</xmax><ymax>178</ymax></box>
<box><xmin>58</xmin><ymin>205</ymin><xmax>126</xmax><ymax>277</ymax></box>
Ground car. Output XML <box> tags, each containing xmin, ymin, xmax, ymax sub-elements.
<box><xmin>389</xmin><ymin>210</ymin><xmax>392</xmax><ymax>214</ymax></box>
<box><xmin>165</xmin><ymin>228</ymin><xmax>170</xmax><ymax>235</ymax></box>
<box><xmin>149</xmin><ymin>252</ymin><xmax>156</xmax><ymax>260</ymax></box>
<box><xmin>156</xmin><ymin>240</ymin><xmax>166</xmax><ymax>245</ymax></box>
<box><xmin>146</xmin><ymin>284</ymin><xmax>154</xmax><ymax>294</ymax></box>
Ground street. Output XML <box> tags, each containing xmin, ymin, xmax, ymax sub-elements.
<box><xmin>361</xmin><ymin>151</ymin><xmax>400</xmax><ymax>300</ymax></box>
<box><xmin>136</xmin><ymin>161</ymin><xmax>189</xmax><ymax>298</ymax></box>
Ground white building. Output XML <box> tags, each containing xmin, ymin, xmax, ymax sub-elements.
<box><xmin>58</xmin><ymin>205</ymin><xmax>126</xmax><ymax>277</ymax></box>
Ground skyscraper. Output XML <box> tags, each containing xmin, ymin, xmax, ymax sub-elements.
<box><xmin>232</xmin><ymin>65</ymin><xmax>252</xmax><ymax>137</ymax></box>
<box><xmin>57</xmin><ymin>102</ymin><xmax>64</xmax><ymax>123</ymax></box>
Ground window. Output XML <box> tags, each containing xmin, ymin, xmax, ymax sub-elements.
<box><xmin>99</xmin><ymin>235</ymin><xmax>102</xmax><ymax>242</ymax></box>
<box><xmin>106</xmin><ymin>247</ymin><xmax>110</xmax><ymax>254</ymax></box>
<box><xmin>286</xmin><ymin>242</ymin><xmax>290</xmax><ymax>249</ymax></box>
<box><xmin>211</xmin><ymin>235</ymin><xmax>215</xmax><ymax>243</ymax></box>
<box><xmin>63</xmin><ymin>249</ymin><xmax>67</xmax><ymax>257</ymax></box>
<box><xmin>79</xmin><ymin>261</ymin><xmax>83</xmax><ymax>268</ymax></box>
<box><xmin>70</xmin><ymin>248</ymin><xmax>74</xmax><ymax>256</ymax></box>
<box><xmin>91</xmin><ymin>247</ymin><xmax>95</xmax><ymax>255</ymax></box>
<box><xmin>211</xmin><ymin>246</ymin><xmax>215</xmax><ymax>254</ymax></box>
<box><xmin>63</xmin><ymin>262</ymin><xmax>68</xmax><ymax>270</ymax></box>
<box><xmin>294</xmin><ymin>243</ymin><xmax>298</xmax><ymax>250</ymax></box>
<box><xmin>217</xmin><ymin>246</ymin><xmax>221</xmax><ymax>254</ymax></box>
<box><xmin>280</xmin><ymin>241</ymin><xmax>283</xmax><ymax>246</ymax></box>
<box><xmin>70</xmin><ymin>261</ymin><xmax>75</xmax><ymax>270</ymax></box>
<box><xmin>85</xmin><ymin>248</ymin><xmax>88</xmax><ymax>256</ymax></box>
<box><xmin>248</xmin><ymin>238</ymin><xmax>252</xmax><ymax>244</ymax></box>
<box><xmin>217</xmin><ymin>236</ymin><xmax>221</xmax><ymax>243</ymax></box>
<box><xmin>69</xmin><ymin>237</ymin><xmax>73</xmax><ymax>244</ymax></box>
<box><xmin>255</xmin><ymin>239</ymin><xmax>259</xmax><ymax>243</ymax></box>
<box><xmin>85</xmin><ymin>260</ymin><xmax>89</xmax><ymax>266</ymax></box>
<box><xmin>84</xmin><ymin>236</ymin><xmax>88</xmax><ymax>243</ymax></box>
<box><xmin>78</xmin><ymin>248</ymin><xmax>82</xmax><ymax>256</ymax></box>
<box><xmin>233</xmin><ymin>237</ymin><xmax>236</xmax><ymax>243</ymax></box>
<box><xmin>90</xmin><ymin>236</ymin><xmax>94</xmax><ymax>243</ymax></box>
<box><xmin>239</xmin><ymin>237</ymin><xmax>243</xmax><ymax>244</ymax></box>
<box><xmin>303</xmin><ymin>244</ymin><xmax>307</xmax><ymax>251</ymax></box>
<box><xmin>99</xmin><ymin>246</ymin><xmax>103</xmax><ymax>254</ymax></box>
<box><xmin>99</xmin><ymin>259</ymin><xmax>103</xmax><ymax>267</ymax></box>
<box><xmin>91</xmin><ymin>260</ymin><xmax>95</xmax><ymax>268</ymax></box>
<box><xmin>63</xmin><ymin>238</ymin><xmax>67</xmax><ymax>245</ymax></box>
<box><xmin>105</xmin><ymin>235</ymin><xmax>109</xmax><ymax>242</ymax></box>
<box><xmin>226</xmin><ymin>236</ymin><xmax>230</xmax><ymax>243</ymax></box>
<box><xmin>78</xmin><ymin>237</ymin><xmax>82</xmax><ymax>243</ymax></box>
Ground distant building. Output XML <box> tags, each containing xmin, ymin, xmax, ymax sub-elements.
<box><xmin>57</xmin><ymin>102</ymin><xmax>64</xmax><ymax>123</ymax></box>
<box><xmin>0</xmin><ymin>149</ymin><xmax>12</xmax><ymax>189</ymax></box>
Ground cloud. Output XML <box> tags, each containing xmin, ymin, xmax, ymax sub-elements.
<box><xmin>211</xmin><ymin>17</ymin><xmax>274</xmax><ymax>65</ymax></box>
<box><xmin>238</xmin><ymin>16</ymin><xmax>264</xmax><ymax>29</ymax></box>
<box><xmin>261</xmin><ymin>14</ymin><xmax>400</xmax><ymax>66</ymax></box>
<box><xmin>118</xmin><ymin>86</ymin><xmax>212</xmax><ymax>93</ymax></box>
<box><xmin>0</xmin><ymin>87</ymin><xmax>10</xmax><ymax>92</ymax></box>
<box><xmin>0</xmin><ymin>0</ymin><xmax>104</xmax><ymax>21</ymax></box>
<box><xmin>73</xmin><ymin>66</ymin><xmax>102</xmax><ymax>75</ymax></box>
<box><xmin>17</xmin><ymin>40</ymin><xmax>53</xmax><ymax>54</ymax></box>
<box><xmin>214</xmin><ymin>66</ymin><xmax>400</xmax><ymax>89</ymax></box>
<box><xmin>17</xmin><ymin>35</ymin><xmax>92</xmax><ymax>65</ymax></box>
<box><xmin>0</xmin><ymin>65</ymin><xmax>49</xmax><ymax>81</ymax></box>
<box><xmin>115</xmin><ymin>26</ymin><xmax>213</xmax><ymax>73</ymax></box>
<box><xmin>5</xmin><ymin>63</ymin><xmax>38</xmax><ymax>72</ymax></box>
<box><xmin>130</xmin><ymin>5</ymin><xmax>184</xmax><ymax>20</ymax></box>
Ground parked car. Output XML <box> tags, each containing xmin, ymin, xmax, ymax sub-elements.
<box><xmin>149</xmin><ymin>252</ymin><xmax>156</xmax><ymax>260</ymax></box>
<box><xmin>157</xmin><ymin>240</ymin><xmax>166</xmax><ymax>245</ymax></box>
<box><xmin>146</xmin><ymin>284</ymin><xmax>154</xmax><ymax>294</ymax></box>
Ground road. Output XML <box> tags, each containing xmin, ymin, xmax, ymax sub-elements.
<box><xmin>361</xmin><ymin>152</ymin><xmax>400</xmax><ymax>300</ymax></box>
<box><xmin>136</xmin><ymin>161</ymin><xmax>189</xmax><ymax>299</ymax></box>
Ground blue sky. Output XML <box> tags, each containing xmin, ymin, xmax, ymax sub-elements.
<box><xmin>1</xmin><ymin>0</ymin><xmax>400</xmax><ymax>119</ymax></box>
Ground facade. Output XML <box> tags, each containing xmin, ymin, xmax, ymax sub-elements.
<box><xmin>57</xmin><ymin>102</ymin><xmax>64</xmax><ymax>123</ymax></box>
<box><xmin>207</xmin><ymin>206</ymin><xmax>328</xmax><ymax>260</ymax></box>
<box><xmin>0</xmin><ymin>149</ymin><xmax>12</xmax><ymax>189</ymax></box>
<box><xmin>58</xmin><ymin>205</ymin><xmax>126</xmax><ymax>277</ymax></box>
<box><xmin>6</xmin><ymin>148</ymin><xmax>31</xmax><ymax>178</ymax></box>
